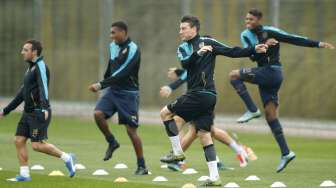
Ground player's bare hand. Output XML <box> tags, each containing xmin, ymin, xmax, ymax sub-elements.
<box><xmin>44</xmin><ymin>111</ymin><xmax>48</xmax><ymax>120</ymax></box>
<box><xmin>255</xmin><ymin>44</ymin><xmax>268</xmax><ymax>53</ymax></box>
<box><xmin>265</xmin><ymin>38</ymin><xmax>278</xmax><ymax>46</ymax></box>
<box><xmin>160</xmin><ymin>86</ymin><xmax>172</xmax><ymax>98</ymax></box>
<box><xmin>167</xmin><ymin>67</ymin><xmax>178</xmax><ymax>81</ymax></box>
<box><xmin>319</xmin><ymin>42</ymin><xmax>335</xmax><ymax>49</ymax></box>
<box><xmin>89</xmin><ymin>83</ymin><xmax>101</xmax><ymax>92</ymax></box>
<box><xmin>197</xmin><ymin>45</ymin><xmax>213</xmax><ymax>55</ymax></box>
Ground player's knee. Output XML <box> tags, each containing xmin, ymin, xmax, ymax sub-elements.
<box><xmin>126</xmin><ymin>127</ymin><xmax>137</xmax><ymax>137</ymax></box>
<box><xmin>160</xmin><ymin>107</ymin><xmax>170</xmax><ymax>121</ymax></box>
<box><xmin>94</xmin><ymin>111</ymin><xmax>105</xmax><ymax>121</ymax></box>
<box><xmin>265</xmin><ymin>110</ymin><xmax>277</xmax><ymax>122</ymax></box>
<box><xmin>173</xmin><ymin>116</ymin><xmax>184</xmax><ymax>127</ymax></box>
<box><xmin>265</xmin><ymin>103</ymin><xmax>278</xmax><ymax>122</ymax></box>
<box><xmin>229</xmin><ymin>70</ymin><xmax>240</xmax><ymax>80</ymax></box>
<box><xmin>14</xmin><ymin>138</ymin><xmax>25</xmax><ymax>146</ymax></box>
<box><xmin>198</xmin><ymin>131</ymin><xmax>212</xmax><ymax>146</ymax></box>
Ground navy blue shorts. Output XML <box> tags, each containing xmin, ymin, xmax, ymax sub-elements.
<box><xmin>239</xmin><ymin>65</ymin><xmax>283</xmax><ymax>106</ymax></box>
<box><xmin>95</xmin><ymin>88</ymin><xmax>139</xmax><ymax>127</ymax></box>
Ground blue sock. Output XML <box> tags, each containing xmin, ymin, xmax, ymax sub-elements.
<box><xmin>137</xmin><ymin>157</ymin><xmax>146</xmax><ymax>168</ymax></box>
<box><xmin>230</xmin><ymin>79</ymin><xmax>258</xmax><ymax>112</ymax></box>
<box><xmin>268</xmin><ymin>119</ymin><xmax>290</xmax><ymax>156</ymax></box>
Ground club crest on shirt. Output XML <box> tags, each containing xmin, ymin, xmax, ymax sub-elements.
<box><xmin>122</xmin><ymin>48</ymin><xmax>128</xmax><ymax>54</ymax></box>
<box><xmin>262</xmin><ymin>32</ymin><xmax>268</xmax><ymax>39</ymax></box>
<box><xmin>199</xmin><ymin>42</ymin><xmax>205</xmax><ymax>49</ymax></box>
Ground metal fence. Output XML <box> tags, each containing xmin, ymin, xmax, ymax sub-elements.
<box><xmin>1</xmin><ymin>0</ymin><xmax>336</xmax><ymax>119</ymax></box>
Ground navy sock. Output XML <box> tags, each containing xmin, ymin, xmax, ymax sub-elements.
<box><xmin>105</xmin><ymin>134</ymin><xmax>116</xmax><ymax>144</ymax></box>
<box><xmin>230</xmin><ymin>79</ymin><xmax>258</xmax><ymax>112</ymax></box>
<box><xmin>163</xmin><ymin>119</ymin><xmax>178</xmax><ymax>137</ymax></box>
<box><xmin>137</xmin><ymin>157</ymin><xmax>146</xmax><ymax>168</ymax></box>
<box><xmin>268</xmin><ymin>119</ymin><xmax>290</xmax><ymax>156</ymax></box>
<box><xmin>203</xmin><ymin>144</ymin><xmax>216</xmax><ymax>162</ymax></box>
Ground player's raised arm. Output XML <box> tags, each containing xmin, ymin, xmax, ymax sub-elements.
<box><xmin>240</xmin><ymin>32</ymin><xmax>266</xmax><ymax>62</ymax></box>
<box><xmin>177</xmin><ymin>46</ymin><xmax>200</xmax><ymax>69</ymax></box>
<box><xmin>211</xmin><ymin>39</ymin><xmax>267</xmax><ymax>58</ymax></box>
<box><xmin>265</xmin><ymin>26</ymin><xmax>334</xmax><ymax>49</ymax></box>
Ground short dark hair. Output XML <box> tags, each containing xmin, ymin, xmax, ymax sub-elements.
<box><xmin>111</xmin><ymin>21</ymin><xmax>128</xmax><ymax>33</ymax></box>
<box><xmin>181</xmin><ymin>15</ymin><xmax>200</xmax><ymax>32</ymax></box>
<box><xmin>25</xmin><ymin>39</ymin><xmax>42</xmax><ymax>56</ymax></box>
<box><xmin>248</xmin><ymin>8</ymin><xmax>263</xmax><ymax>19</ymax></box>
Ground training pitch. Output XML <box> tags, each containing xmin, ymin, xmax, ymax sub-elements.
<box><xmin>0</xmin><ymin>114</ymin><xmax>335</xmax><ymax>188</ymax></box>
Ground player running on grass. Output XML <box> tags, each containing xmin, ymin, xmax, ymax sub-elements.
<box><xmin>0</xmin><ymin>40</ymin><xmax>76</xmax><ymax>181</ymax></box>
<box><xmin>159</xmin><ymin>66</ymin><xmax>257</xmax><ymax>171</ymax></box>
<box><xmin>88</xmin><ymin>21</ymin><xmax>149</xmax><ymax>175</ymax></box>
<box><xmin>229</xmin><ymin>8</ymin><xmax>334</xmax><ymax>173</ymax></box>
<box><xmin>160</xmin><ymin>15</ymin><xmax>267</xmax><ymax>186</ymax></box>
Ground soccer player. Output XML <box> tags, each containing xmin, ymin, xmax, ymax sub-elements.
<box><xmin>160</xmin><ymin>67</ymin><xmax>255</xmax><ymax>170</ymax></box>
<box><xmin>0</xmin><ymin>40</ymin><xmax>76</xmax><ymax>181</ymax></box>
<box><xmin>88</xmin><ymin>21</ymin><xmax>148</xmax><ymax>175</ymax></box>
<box><xmin>160</xmin><ymin>15</ymin><xmax>267</xmax><ymax>186</ymax></box>
<box><xmin>230</xmin><ymin>8</ymin><xmax>334</xmax><ymax>172</ymax></box>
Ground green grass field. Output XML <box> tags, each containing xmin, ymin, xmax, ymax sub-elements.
<box><xmin>0</xmin><ymin>113</ymin><xmax>335</xmax><ymax>188</ymax></box>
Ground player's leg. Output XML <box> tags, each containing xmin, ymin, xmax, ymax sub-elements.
<box><xmin>258</xmin><ymin>66</ymin><xmax>295</xmax><ymax>172</ymax></box>
<box><xmin>161</xmin><ymin>116</ymin><xmax>190</xmax><ymax>171</ymax></box>
<box><xmin>166</xmin><ymin>124</ymin><xmax>232</xmax><ymax>172</ymax></box>
<box><xmin>29</xmin><ymin>110</ymin><xmax>76</xmax><ymax>177</ymax></box>
<box><xmin>211</xmin><ymin>127</ymin><xmax>231</xmax><ymax>145</ymax></box>
<box><xmin>181</xmin><ymin>121</ymin><xmax>197</xmax><ymax>151</ymax></box>
<box><xmin>182</xmin><ymin>125</ymin><xmax>245</xmax><ymax>169</ymax></box>
<box><xmin>30</xmin><ymin>141</ymin><xmax>76</xmax><ymax>177</ymax></box>
<box><xmin>13</xmin><ymin>135</ymin><xmax>31</xmax><ymax>181</ymax></box>
<box><xmin>112</xmin><ymin>90</ymin><xmax>149</xmax><ymax>175</ymax></box>
<box><xmin>124</xmin><ymin>125</ymin><xmax>149</xmax><ymax>175</ymax></box>
<box><xmin>160</xmin><ymin>103</ymin><xmax>186</xmax><ymax>163</ymax></box>
<box><xmin>212</xmin><ymin>127</ymin><xmax>248</xmax><ymax>167</ymax></box>
<box><xmin>31</xmin><ymin>141</ymin><xmax>62</xmax><ymax>157</ymax></box>
<box><xmin>15</xmin><ymin>136</ymin><xmax>29</xmax><ymax>167</ymax></box>
<box><xmin>264</xmin><ymin>101</ymin><xmax>295</xmax><ymax>173</ymax></box>
<box><xmin>198</xmin><ymin>128</ymin><xmax>221</xmax><ymax>186</ymax></box>
<box><xmin>196</xmin><ymin>93</ymin><xmax>221</xmax><ymax>186</ymax></box>
<box><xmin>10</xmin><ymin>114</ymin><xmax>34</xmax><ymax>181</ymax></box>
<box><xmin>162</xmin><ymin>116</ymin><xmax>196</xmax><ymax>153</ymax></box>
<box><xmin>94</xmin><ymin>110</ymin><xmax>119</xmax><ymax>160</ymax></box>
<box><xmin>229</xmin><ymin>68</ymin><xmax>261</xmax><ymax>123</ymax></box>
<box><xmin>94</xmin><ymin>111</ymin><xmax>117</xmax><ymax>144</ymax></box>
<box><xmin>94</xmin><ymin>89</ymin><xmax>119</xmax><ymax>161</ymax></box>
<box><xmin>174</xmin><ymin>123</ymin><xmax>196</xmax><ymax>170</ymax></box>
